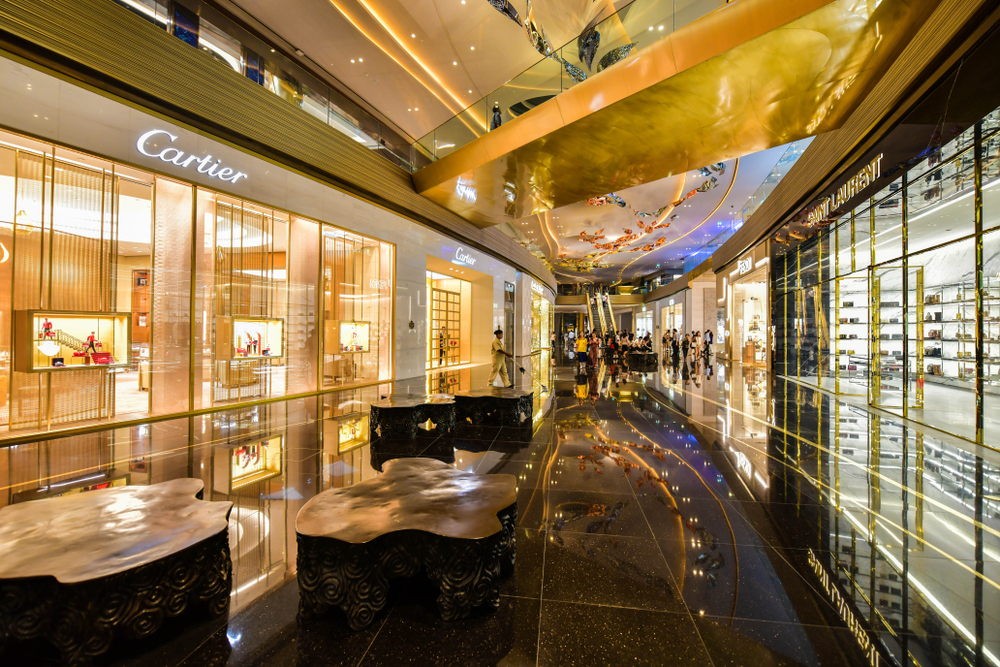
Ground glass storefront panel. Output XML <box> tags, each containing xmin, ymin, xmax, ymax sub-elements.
<box><xmin>775</xmin><ymin>107</ymin><xmax>1000</xmax><ymax>445</ymax></box>
<box><xmin>732</xmin><ymin>268</ymin><xmax>768</xmax><ymax>366</ymax></box>
<box><xmin>908</xmin><ymin>148</ymin><xmax>975</xmax><ymax>254</ymax></box>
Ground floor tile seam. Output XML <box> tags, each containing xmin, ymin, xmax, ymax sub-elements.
<box><xmin>628</xmin><ymin>394</ymin><xmax>860</xmax><ymax>635</ymax></box>
<box><xmin>538</xmin><ymin>597</ymin><xmax>706</xmax><ymax>616</ymax></box>
<box><xmin>621</xmin><ymin>395</ymin><xmax>720</xmax><ymax>667</ymax></box>
<box><xmin>354</xmin><ymin>607</ymin><xmax>393</xmax><ymax>667</ymax></box>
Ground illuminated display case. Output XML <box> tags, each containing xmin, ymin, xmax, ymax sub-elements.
<box><xmin>15</xmin><ymin>311</ymin><xmax>131</xmax><ymax>372</ymax></box>
<box><xmin>335</xmin><ymin>413</ymin><xmax>369</xmax><ymax>453</ymax></box>
<box><xmin>217</xmin><ymin>317</ymin><xmax>284</xmax><ymax>360</ymax></box>
<box><xmin>214</xmin><ymin>436</ymin><xmax>283</xmax><ymax>492</ymax></box>
<box><xmin>339</xmin><ymin>321</ymin><xmax>370</xmax><ymax>353</ymax></box>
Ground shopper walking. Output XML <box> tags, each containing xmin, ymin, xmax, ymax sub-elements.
<box><xmin>704</xmin><ymin>329</ymin><xmax>714</xmax><ymax>357</ymax></box>
<box><xmin>588</xmin><ymin>333</ymin><xmax>599</xmax><ymax>366</ymax></box>
<box><xmin>490</xmin><ymin>104</ymin><xmax>502</xmax><ymax>131</ymax></box>
<box><xmin>576</xmin><ymin>333</ymin><xmax>589</xmax><ymax>370</ymax></box>
<box><xmin>488</xmin><ymin>328</ymin><xmax>513</xmax><ymax>388</ymax></box>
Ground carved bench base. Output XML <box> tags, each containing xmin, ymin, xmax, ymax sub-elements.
<box><xmin>454</xmin><ymin>389</ymin><xmax>533</xmax><ymax>427</ymax></box>
<box><xmin>297</xmin><ymin>503</ymin><xmax>516</xmax><ymax>630</ymax></box>
<box><xmin>625</xmin><ymin>352</ymin><xmax>659</xmax><ymax>370</ymax></box>
<box><xmin>370</xmin><ymin>397</ymin><xmax>456</xmax><ymax>440</ymax></box>
<box><xmin>0</xmin><ymin>529</ymin><xmax>232</xmax><ymax>666</ymax></box>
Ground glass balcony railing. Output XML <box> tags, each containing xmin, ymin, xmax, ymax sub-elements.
<box><xmin>415</xmin><ymin>0</ymin><xmax>729</xmax><ymax>163</ymax></box>
<box><xmin>113</xmin><ymin>0</ymin><xmax>429</xmax><ymax>172</ymax></box>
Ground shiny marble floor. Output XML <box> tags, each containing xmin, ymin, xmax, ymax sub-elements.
<box><xmin>1</xmin><ymin>352</ymin><xmax>996</xmax><ymax>666</ymax></box>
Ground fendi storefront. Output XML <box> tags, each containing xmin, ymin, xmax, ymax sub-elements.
<box><xmin>0</xmin><ymin>125</ymin><xmax>394</xmax><ymax>433</ymax></box>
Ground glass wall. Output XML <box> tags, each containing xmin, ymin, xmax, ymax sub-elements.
<box><xmin>776</xmin><ymin>105</ymin><xmax>1000</xmax><ymax>445</ymax></box>
<box><xmin>530</xmin><ymin>284</ymin><xmax>552</xmax><ymax>352</ymax></box>
<box><xmin>0</xmin><ymin>127</ymin><xmax>393</xmax><ymax>438</ymax></box>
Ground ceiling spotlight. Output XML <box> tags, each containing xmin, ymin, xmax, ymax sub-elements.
<box><xmin>469</xmin><ymin>89</ymin><xmax>472</xmax><ymax>93</ymax></box>
<box><xmin>351</xmin><ymin>59</ymin><xmax>355</xmax><ymax>63</ymax></box>
<box><xmin>648</xmin><ymin>26</ymin><xmax>653</xmax><ymax>31</ymax></box>
<box><xmin>408</xmin><ymin>108</ymin><xmax>412</xmax><ymax>111</ymax></box>
<box><xmin>453</xmin><ymin>61</ymin><xmax>457</xmax><ymax>65</ymax></box>
<box><xmin>470</xmin><ymin>46</ymin><xmax>475</xmax><ymax>50</ymax></box>
<box><xmin>658</xmin><ymin>25</ymin><xmax>664</xmax><ymax>30</ymax></box>
<box><xmin>414</xmin><ymin>107</ymin><xmax>418</xmax><ymax>111</ymax></box>
<box><xmin>411</xmin><ymin>33</ymin><xmax>416</xmax><ymax>38</ymax></box>
<box><xmin>359</xmin><ymin>58</ymin><xmax>364</xmax><ymax>62</ymax></box>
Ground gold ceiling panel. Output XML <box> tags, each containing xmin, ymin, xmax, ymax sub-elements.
<box><xmin>413</xmin><ymin>0</ymin><xmax>939</xmax><ymax>228</ymax></box>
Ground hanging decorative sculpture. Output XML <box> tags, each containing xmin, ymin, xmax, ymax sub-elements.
<box><xmin>524</xmin><ymin>0</ymin><xmax>556</xmax><ymax>58</ymax></box>
<box><xmin>561</xmin><ymin>58</ymin><xmax>588</xmax><ymax>83</ymax></box>
<box><xmin>578</xmin><ymin>27</ymin><xmax>600</xmax><ymax>71</ymax></box>
<box><xmin>596</xmin><ymin>43</ymin><xmax>637</xmax><ymax>73</ymax></box>
<box><xmin>486</xmin><ymin>0</ymin><xmax>523</xmax><ymax>26</ymax></box>
<box><xmin>586</xmin><ymin>193</ymin><xmax>628</xmax><ymax>208</ymax></box>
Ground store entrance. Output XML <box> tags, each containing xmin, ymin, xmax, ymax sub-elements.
<box><xmin>733</xmin><ymin>269</ymin><xmax>768</xmax><ymax>366</ymax></box>
<box><xmin>429</xmin><ymin>284</ymin><xmax>463</xmax><ymax>368</ymax></box>
<box><xmin>424</xmin><ymin>255</ymin><xmax>494</xmax><ymax>381</ymax></box>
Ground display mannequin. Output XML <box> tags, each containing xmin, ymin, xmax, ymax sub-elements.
<box><xmin>41</xmin><ymin>318</ymin><xmax>54</xmax><ymax>339</ymax></box>
<box><xmin>85</xmin><ymin>332</ymin><xmax>97</xmax><ymax>354</ymax></box>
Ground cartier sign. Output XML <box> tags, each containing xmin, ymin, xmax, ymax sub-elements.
<box><xmin>807</xmin><ymin>549</ymin><xmax>880</xmax><ymax>666</ymax></box>
<box><xmin>136</xmin><ymin>130</ymin><xmax>248</xmax><ymax>183</ymax></box>
<box><xmin>454</xmin><ymin>247</ymin><xmax>477</xmax><ymax>266</ymax></box>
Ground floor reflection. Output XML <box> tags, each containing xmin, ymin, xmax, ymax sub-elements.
<box><xmin>1</xmin><ymin>352</ymin><xmax>996</xmax><ymax>666</ymax></box>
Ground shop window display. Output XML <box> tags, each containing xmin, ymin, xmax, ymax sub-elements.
<box><xmin>214</xmin><ymin>436</ymin><xmax>282</xmax><ymax>493</ymax></box>
<box><xmin>17</xmin><ymin>312</ymin><xmax>130</xmax><ymax>371</ymax></box>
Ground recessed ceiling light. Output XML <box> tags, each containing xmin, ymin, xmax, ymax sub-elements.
<box><xmin>411</xmin><ymin>33</ymin><xmax>416</xmax><ymax>38</ymax></box>
<box><xmin>470</xmin><ymin>46</ymin><xmax>475</xmax><ymax>50</ymax></box>
<box><xmin>469</xmin><ymin>90</ymin><xmax>472</xmax><ymax>93</ymax></box>
<box><xmin>408</xmin><ymin>108</ymin><xmax>412</xmax><ymax>111</ymax></box>
<box><xmin>359</xmin><ymin>58</ymin><xmax>364</xmax><ymax>62</ymax></box>
<box><xmin>415</xmin><ymin>107</ymin><xmax>418</xmax><ymax>110</ymax></box>
<box><xmin>648</xmin><ymin>26</ymin><xmax>653</xmax><ymax>31</ymax></box>
<box><xmin>351</xmin><ymin>59</ymin><xmax>355</xmax><ymax>63</ymax></box>
<box><xmin>658</xmin><ymin>25</ymin><xmax>664</xmax><ymax>30</ymax></box>
<box><xmin>453</xmin><ymin>61</ymin><xmax>457</xmax><ymax>65</ymax></box>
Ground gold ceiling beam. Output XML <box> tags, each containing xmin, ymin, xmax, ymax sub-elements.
<box><xmin>413</xmin><ymin>0</ymin><xmax>940</xmax><ymax>229</ymax></box>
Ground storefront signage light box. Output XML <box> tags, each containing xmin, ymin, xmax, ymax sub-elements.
<box><xmin>531</xmin><ymin>280</ymin><xmax>544</xmax><ymax>295</ymax></box>
<box><xmin>136</xmin><ymin>130</ymin><xmax>248</xmax><ymax>183</ymax></box>
<box><xmin>15</xmin><ymin>311</ymin><xmax>131</xmax><ymax>372</ymax></box>
<box><xmin>738</xmin><ymin>257</ymin><xmax>753</xmax><ymax>275</ymax></box>
<box><xmin>807</xmin><ymin>153</ymin><xmax>883</xmax><ymax>224</ymax></box>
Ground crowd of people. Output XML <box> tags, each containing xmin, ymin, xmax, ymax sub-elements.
<box><xmin>556</xmin><ymin>326</ymin><xmax>713</xmax><ymax>370</ymax></box>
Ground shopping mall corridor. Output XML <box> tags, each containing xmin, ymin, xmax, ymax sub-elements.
<box><xmin>2</xmin><ymin>352</ymin><xmax>996</xmax><ymax>667</ymax></box>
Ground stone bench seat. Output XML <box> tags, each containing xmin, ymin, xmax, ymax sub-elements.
<box><xmin>0</xmin><ymin>479</ymin><xmax>233</xmax><ymax>666</ymax></box>
<box><xmin>295</xmin><ymin>458</ymin><xmax>516</xmax><ymax>630</ymax></box>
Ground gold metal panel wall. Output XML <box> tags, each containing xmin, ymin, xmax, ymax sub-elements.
<box><xmin>715</xmin><ymin>0</ymin><xmax>996</xmax><ymax>268</ymax></box>
<box><xmin>413</xmin><ymin>0</ymin><xmax>939</xmax><ymax>227</ymax></box>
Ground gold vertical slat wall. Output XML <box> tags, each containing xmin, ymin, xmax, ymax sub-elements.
<box><xmin>9</xmin><ymin>152</ymin><xmax>113</xmax><ymax>429</ymax></box>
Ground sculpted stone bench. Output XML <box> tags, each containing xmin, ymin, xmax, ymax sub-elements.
<box><xmin>296</xmin><ymin>458</ymin><xmax>516</xmax><ymax>630</ymax></box>
<box><xmin>453</xmin><ymin>387</ymin><xmax>533</xmax><ymax>426</ymax></box>
<box><xmin>626</xmin><ymin>352</ymin><xmax>659</xmax><ymax>370</ymax></box>
<box><xmin>0</xmin><ymin>479</ymin><xmax>232</xmax><ymax>666</ymax></box>
<box><xmin>369</xmin><ymin>394</ymin><xmax>456</xmax><ymax>439</ymax></box>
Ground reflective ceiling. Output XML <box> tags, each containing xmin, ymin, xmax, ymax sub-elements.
<box><xmin>506</xmin><ymin>145</ymin><xmax>788</xmax><ymax>284</ymax></box>
<box><xmin>226</xmin><ymin>0</ymin><xmax>637</xmax><ymax>138</ymax></box>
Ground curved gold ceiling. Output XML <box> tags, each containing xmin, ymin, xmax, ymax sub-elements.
<box><xmin>413</xmin><ymin>0</ymin><xmax>939</xmax><ymax>228</ymax></box>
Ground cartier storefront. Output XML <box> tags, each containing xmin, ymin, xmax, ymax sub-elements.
<box><xmin>0</xmin><ymin>125</ymin><xmax>393</xmax><ymax>434</ymax></box>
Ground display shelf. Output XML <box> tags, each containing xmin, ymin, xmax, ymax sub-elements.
<box><xmin>15</xmin><ymin>310</ymin><xmax>131</xmax><ymax>372</ymax></box>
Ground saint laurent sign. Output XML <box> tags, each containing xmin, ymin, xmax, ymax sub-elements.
<box><xmin>136</xmin><ymin>130</ymin><xmax>249</xmax><ymax>183</ymax></box>
<box><xmin>807</xmin><ymin>549</ymin><xmax>881</xmax><ymax>666</ymax></box>
<box><xmin>807</xmin><ymin>154</ymin><xmax>882</xmax><ymax>224</ymax></box>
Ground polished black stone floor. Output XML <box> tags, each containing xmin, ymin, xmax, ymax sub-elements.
<box><xmin>3</xmin><ymin>351</ymin><xmax>996</xmax><ymax>666</ymax></box>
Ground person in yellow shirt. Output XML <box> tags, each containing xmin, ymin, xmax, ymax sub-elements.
<box><xmin>488</xmin><ymin>328</ymin><xmax>514</xmax><ymax>388</ymax></box>
<box><xmin>576</xmin><ymin>334</ymin><xmax>588</xmax><ymax>369</ymax></box>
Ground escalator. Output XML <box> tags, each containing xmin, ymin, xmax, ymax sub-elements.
<box><xmin>600</xmin><ymin>294</ymin><xmax>616</xmax><ymax>336</ymax></box>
